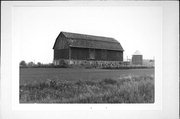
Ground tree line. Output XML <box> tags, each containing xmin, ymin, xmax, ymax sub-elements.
<box><xmin>19</xmin><ymin>60</ymin><xmax>54</xmax><ymax>68</ymax></box>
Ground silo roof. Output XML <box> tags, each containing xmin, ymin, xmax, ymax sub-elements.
<box><xmin>133</xmin><ymin>50</ymin><xmax>142</xmax><ymax>55</ymax></box>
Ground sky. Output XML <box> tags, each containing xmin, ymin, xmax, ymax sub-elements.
<box><xmin>13</xmin><ymin>6</ymin><xmax>162</xmax><ymax>64</ymax></box>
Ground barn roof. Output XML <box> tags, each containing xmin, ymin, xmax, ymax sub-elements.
<box><xmin>53</xmin><ymin>31</ymin><xmax>124</xmax><ymax>51</ymax></box>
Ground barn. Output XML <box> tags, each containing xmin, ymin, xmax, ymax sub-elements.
<box><xmin>53</xmin><ymin>31</ymin><xmax>124</xmax><ymax>65</ymax></box>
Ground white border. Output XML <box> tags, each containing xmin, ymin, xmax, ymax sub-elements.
<box><xmin>1</xmin><ymin>1</ymin><xmax>178</xmax><ymax>119</ymax></box>
<box><xmin>12</xmin><ymin>2</ymin><xmax>162</xmax><ymax>111</ymax></box>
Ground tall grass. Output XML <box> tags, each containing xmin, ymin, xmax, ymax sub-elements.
<box><xmin>20</xmin><ymin>75</ymin><xmax>154</xmax><ymax>103</ymax></box>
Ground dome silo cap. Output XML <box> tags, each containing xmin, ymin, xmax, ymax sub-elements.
<box><xmin>133</xmin><ymin>50</ymin><xmax>142</xmax><ymax>55</ymax></box>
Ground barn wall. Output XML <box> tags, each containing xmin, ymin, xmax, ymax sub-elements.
<box><xmin>119</xmin><ymin>51</ymin><xmax>123</xmax><ymax>61</ymax></box>
<box><xmin>95</xmin><ymin>49</ymin><xmax>123</xmax><ymax>61</ymax></box>
<box><xmin>71</xmin><ymin>47</ymin><xmax>89</xmax><ymax>60</ymax></box>
<box><xmin>70</xmin><ymin>48</ymin><xmax>123</xmax><ymax>61</ymax></box>
<box><xmin>107</xmin><ymin>50</ymin><xmax>123</xmax><ymax>61</ymax></box>
<box><xmin>54</xmin><ymin>47</ymin><xmax>123</xmax><ymax>61</ymax></box>
<box><xmin>95</xmin><ymin>49</ymin><xmax>102</xmax><ymax>60</ymax></box>
<box><xmin>54</xmin><ymin>49</ymin><xmax>69</xmax><ymax>60</ymax></box>
<box><xmin>94</xmin><ymin>49</ymin><xmax>108</xmax><ymax>61</ymax></box>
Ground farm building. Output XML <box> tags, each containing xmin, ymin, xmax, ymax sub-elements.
<box><xmin>132</xmin><ymin>50</ymin><xmax>143</xmax><ymax>65</ymax></box>
<box><xmin>53</xmin><ymin>31</ymin><xmax>124</xmax><ymax>66</ymax></box>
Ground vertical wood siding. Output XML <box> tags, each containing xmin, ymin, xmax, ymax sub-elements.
<box><xmin>71</xmin><ymin>47</ymin><xmax>89</xmax><ymax>60</ymax></box>
<box><xmin>54</xmin><ymin>48</ymin><xmax>123</xmax><ymax>61</ymax></box>
<box><xmin>107</xmin><ymin>50</ymin><xmax>123</xmax><ymax>61</ymax></box>
<box><xmin>95</xmin><ymin>49</ymin><xmax>102</xmax><ymax>60</ymax></box>
<box><xmin>95</xmin><ymin>49</ymin><xmax>123</xmax><ymax>61</ymax></box>
<box><xmin>132</xmin><ymin>55</ymin><xmax>143</xmax><ymax>65</ymax></box>
<box><xmin>53</xmin><ymin>33</ymin><xmax>69</xmax><ymax>49</ymax></box>
<box><xmin>54</xmin><ymin>49</ymin><xmax>69</xmax><ymax>60</ymax></box>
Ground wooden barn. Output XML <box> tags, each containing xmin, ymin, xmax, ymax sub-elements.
<box><xmin>53</xmin><ymin>31</ymin><xmax>124</xmax><ymax>65</ymax></box>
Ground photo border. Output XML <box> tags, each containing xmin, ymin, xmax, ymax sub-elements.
<box><xmin>1</xmin><ymin>1</ymin><xmax>178</xmax><ymax>119</ymax></box>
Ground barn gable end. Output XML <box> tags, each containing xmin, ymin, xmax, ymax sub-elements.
<box><xmin>53</xmin><ymin>32</ymin><xmax>69</xmax><ymax>49</ymax></box>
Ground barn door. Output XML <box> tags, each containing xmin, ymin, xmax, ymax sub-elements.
<box><xmin>89</xmin><ymin>49</ymin><xmax>95</xmax><ymax>60</ymax></box>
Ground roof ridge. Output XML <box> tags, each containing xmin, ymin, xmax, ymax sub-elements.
<box><xmin>70</xmin><ymin>37</ymin><xmax>118</xmax><ymax>44</ymax></box>
<box><xmin>61</xmin><ymin>31</ymin><xmax>118</xmax><ymax>43</ymax></box>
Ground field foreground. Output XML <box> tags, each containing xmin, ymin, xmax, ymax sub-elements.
<box><xmin>20</xmin><ymin>75</ymin><xmax>154</xmax><ymax>103</ymax></box>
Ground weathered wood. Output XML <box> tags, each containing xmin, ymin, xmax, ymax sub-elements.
<box><xmin>54</xmin><ymin>49</ymin><xmax>69</xmax><ymax>60</ymax></box>
<box><xmin>132</xmin><ymin>55</ymin><xmax>143</xmax><ymax>65</ymax></box>
<box><xmin>69</xmin><ymin>47</ymin><xmax>71</xmax><ymax>60</ymax></box>
<box><xmin>53</xmin><ymin>31</ymin><xmax>124</xmax><ymax>64</ymax></box>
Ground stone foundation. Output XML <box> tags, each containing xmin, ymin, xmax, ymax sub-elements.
<box><xmin>53</xmin><ymin>59</ymin><xmax>125</xmax><ymax>68</ymax></box>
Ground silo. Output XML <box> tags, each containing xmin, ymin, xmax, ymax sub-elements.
<box><xmin>132</xmin><ymin>50</ymin><xmax>143</xmax><ymax>65</ymax></box>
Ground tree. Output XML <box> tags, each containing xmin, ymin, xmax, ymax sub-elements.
<box><xmin>37</xmin><ymin>62</ymin><xmax>42</xmax><ymax>67</ymax></box>
<box><xmin>27</xmin><ymin>62</ymin><xmax>35</xmax><ymax>67</ymax></box>
<box><xmin>20</xmin><ymin>60</ymin><xmax>27</xmax><ymax>67</ymax></box>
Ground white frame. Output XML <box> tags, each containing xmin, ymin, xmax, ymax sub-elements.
<box><xmin>1</xmin><ymin>1</ymin><xmax>179</xmax><ymax>119</ymax></box>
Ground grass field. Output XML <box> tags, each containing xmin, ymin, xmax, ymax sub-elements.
<box><xmin>20</xmin><ymin>68</ymin><xmax>154</xmax><ymax>103</ymax></box>
<box><xmin>20</xmin><ymin>68</ymin><xmax>154</xmax><ymax>85</ymax></box>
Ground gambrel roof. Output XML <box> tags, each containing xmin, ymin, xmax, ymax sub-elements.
<box><xmin>53</xmin><ymin>31</ymin><xmax>124</xmax><ymax>51</ymax></box>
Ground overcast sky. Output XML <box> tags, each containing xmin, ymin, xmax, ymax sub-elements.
<box><xmin>13</xmin><ymin>6</ymin><xmax>162</xmax><ymax>63</ymax></box>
